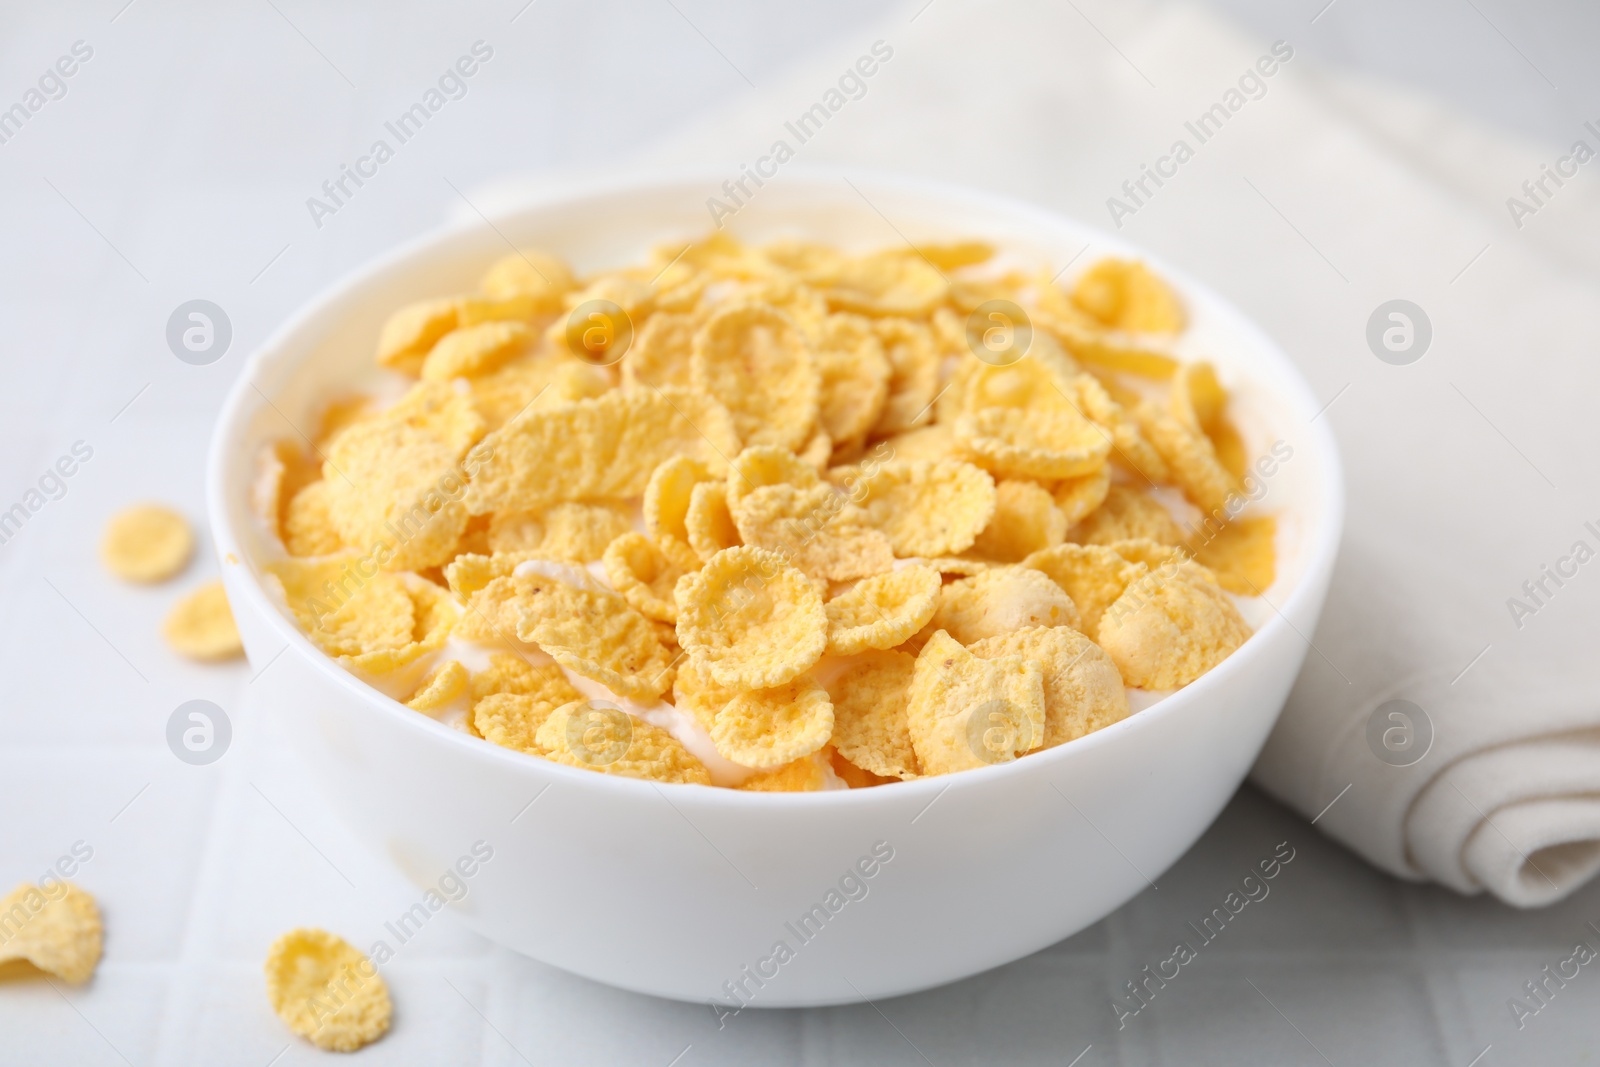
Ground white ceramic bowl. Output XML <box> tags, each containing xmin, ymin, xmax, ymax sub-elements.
<box><xmin>209</xmin><ymin>170</ymin><xmax>1342</xmax><ymax>1008</ymax></box>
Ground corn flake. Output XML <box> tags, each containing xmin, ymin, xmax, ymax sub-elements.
<box><xmin>871</xmin><ymin>317</ymin><xmax>939</xmax><ymax>435</ymax></box>
<box><xmin>927</xmin><ymin>566</ymin><xmax>1079</xmax><ymax>645</ymax></box>
<box><xmin>489</xmin><ymin>501</ymin><xmax>632</xmax><ymax>562</ymax></box>
<box><xmin>968</xmin><ymin>480</ymin><xmax>1066</xmax><ymax>562</ymax></box>
<box><xmin>691</xmin><ymin>302</ymin><xmax>818</xmax><ymax>450</ymax></box>
<box><xmin>856</xmin><ymin>460</ymin><xmax>996</xmax><ymax>557</ymax></box>
<box><xmin>815</xmin><ymin>314</ymin><xmax>890</xmax><ymax>445</ymax></box>
<box><xmin>0</xmin><ymin>882</ymin><xmax>102</xmax><ymax>984</ymax></box>
<box><xmin>731</xmin><ymin>483</ymin><xmax>895</xmax><ymax>582</ymax></box>
<box><xmin>674</xmin><ymin>546</ymin><xmax>826</xmax><ymax>689</ymax></box>
<box><xmin>376</xmin><ymin>296</ymin><xmax>461</xmax><ymax>374</ymax></box>
<box><xmin>1098</xmin><ymin>561</ymin><xmax>1251</xmax><ymax>688</ymax></box>
<box><xmin>708</xmin><ymin>675</ymin><xmax>833</xmax><ymax>769</ymax></box>
<box><xmin>163</xmin><ymin>580</ymin><xmax>244</xmax><ymax>661</ymax></box>
<box><xmin>282</xmin><ymin>480</ymin><xmax>344</xmax><ymax>556</ymax></box>
<box><xmin>826</xmin><ymin>649</ymin><xmax>919</xmax><ymax>779</ymax></box>
<box><xmin>685</xmin><ymin>480</ymin><xmax>741</xmax><ymax>562</ymax></box>
<box><xmin>101</xmin><ymin>503</ymin><xmax>193</xmax><ymax>583</ymax></box>
<box><xmin>1190</xmin><ymin>515</ymin><xmax>1277</xmax><ymax>595</ymax></box>
<box><xmin>827</xmin><ymin>251</ymin><xmax>947</xmax><ymax>318</ymax></box>
<box><xmin>467</xmin><ymin>386</ymin><xmax>738</xmax><ymax>514</ymax></box>
<box><xmin>405</xmin><ymin>659</ymin><xmax>468</xmax><ymax>713</ymax></box>
<box><xmin>513</xmin><ymin>572</ymin><xmax>674</xmax><ymax>700</ymax></box>
<box><xmin>969</xmin><ymin>626</ymin><xmax>1127</xmax><ymax>748</ymax></box>
<box><xmin>905</xmin><ymin>631</ymin><xmax>1045</xmax><ymax>774</ymax></box>
<box><xmin>623</xmin><ymin>312</ymin><xmax>697</xmax><ymax>390</ymax></box>
<box><xmin>264</xmin><ymin>928</ymin><xmax>391</xmax><ymax>1053</ymax></box>
<box><xmin>322</xmin><ymin>419</ymin><xmax>470</xmax><ymax>571</ymax></box>
<box><xmin>480</xmin><ymin>250</ymin><xmax>575</xmax><ymax>307</ymax></box>
<box><xmin>1050</xmin><ymin>466</ymin><xmax>1112</xmax><ymax>527</ymax></box>
<box><xmin>1068</xmin><ymin>483</ymin><xmax>1186</xmax><ymax>547</ymax></box>
<box><xmin>738</xmin><ymin>752</ymin><xmax>831</xmax><ymax>792</ymax></box>
<box><xmin>604</xmin><ymin>531</ymin><xmax>699</xmax><ymax>623</ymax></box>
<box><xmin>1021</xmin><ymin>543</ymin><xmax>1145</xmax><ymax>641</ymax></box>
<box><xmin>1072</xmin><ymin>258</ymin><xmax>1185</xmax><ymax>334</ymax></box>
<box><xmin>536</xmin><ymin>701</ymin><xmax>711</xmax><ymax>784</ymax></box>
<box><xmin>825</xmin><ymin>565</ymin><xmax>940</xmax><ymax>655</ymax></box>
<box><xmin>644</xmin><ymin>455</ymin><xmax>715</xmax><ymax>547</ymax></box>
<box><xmin>421</xmin><ymin>321</ymin><xmax>531</xmax><ymax>381</ymax></box>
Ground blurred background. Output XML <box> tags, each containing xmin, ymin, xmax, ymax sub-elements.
<box><xmin>2</xmin><ymin>1</ymin><xmax>1597</xmax><ymax>1064</ymax></box>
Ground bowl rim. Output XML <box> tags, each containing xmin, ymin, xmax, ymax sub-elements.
<box><xmin>207</xmin><ymin>165</ymin><xmax>1345</xmax><ymax>809</ymax></box>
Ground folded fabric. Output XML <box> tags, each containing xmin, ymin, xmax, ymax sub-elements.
<box><xmin>617</xmin><ymin>0</ymin><xmax>1600</xmax><ymax>905</ymax></box>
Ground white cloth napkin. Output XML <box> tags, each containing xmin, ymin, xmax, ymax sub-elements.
<box><xmin>604</xmin><ymin>0</ymin><xmax>1600</xmax><ymax>906</ymax></box>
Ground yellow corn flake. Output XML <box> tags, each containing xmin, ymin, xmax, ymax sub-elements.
<box><xmin>381</xmin><ymin>380</ymin><xmax>488</xmax><ymax>457</ymax></box>
<box><xmin>883</xmin><ymin>423</ymin><xmax>959</xmax><ymax>463</ymax></box>
<box><xmin>480</xmin><ymin>250</ymin><xmax>574</xmax><ymax>307</ymax></box>
<box><xmin>919</xmin><ymin>556</ymin><xmax>995</xmax><ymax>577</ymax></box>
<box><xmin>957</xmin><ymin>403</ymin><xmax>1112</xmax><ymax>481</ymax></box>
<box><xmin>927</xmin><ymin>566</ymin><xmax>1080</xmax><ymax>645</ymax></box>
<box><xmin>856</xmin><ymin>460</ymin><xmax>996</xmax><ymax>557</ymax></box>
<box><xmin>691</xmin><ymin>302</ymin><xmax>819</xmax><ymax>451</ymax></box>
<box><xmin>513</xmin><ymin>571</ymin><xmax>674</xmax><ymax>700</ymax></box>
<box><xmin>282</xmin><ymin>480</ymin><xmax>344</xmax><ymax>556</ymax></box>
<box><xmin>420</xmin><ymin>321</ymin><xmax>531</xmax><ymax>382</ymax></box>
<box><xmin>1068</xmin><ymin>373</ymin><xmax>1169</xmax><ymax>484</ymax></box>
<box><xmin>405</xmin><ymin>659</ymin><xmax>467</xmax><ymax>713</ymax></box>
<box><xmin>622</xmin><ymin>312</ymin><xmax>697</xmax><ymax>389</ymax></box>
<box><xmin>1021</xmin><ymin>543</ymin><xmax>1145</xmax><ymax>641</ymax></box>
<box><xmin>162</xmin><ymin>580</ymin><xmax>244</xmax><ymax>661</ymax></box>
<box><xmin>1098</xmin><ymin>561</ymin><xmax>1252</xmax><ymax>688</ymax></box>
<box><xmin>685</xmin><ymin>480</ymin><xmax>742</xmax><ymax>562</ymax></box>
<box><xmin>670</xmin><ymin>657</ymin><xmax>740</xmax><ymax>732</ymax></box>
<box><xmin>968</xmin><ymin>480</ymin><xmax>1066</xmax><ymax>562</ymax></box>
<box><xmin>827</xmin><ymin>251</ymin><xmax>948</xmax><ymax>318</ymax></box>
<box><xmin>644</xmin><ymin>455</ymin><xmax>714</xmax><ymax>547</ymax></box>
<box><xmin>536</xmin><ymin>700</ymin><xmax>712</xmax><ymax>784</ymax></box>
<box><xmin>738</xmin><ymin>751</ymin><xmax>831</xmax><ymax>792</ymax></box>
<box><xmin>905</xmin><ymin>631</ymin><xmax>1046</xmax><ymax>774</ymax></box>
<box><xmin>798</xmin><ymin>429</ymin><xmax>833</xmax><ymax>471</ymax></box>
<box><xmin>1190</xmin><ymin>515</ymin><xmax>1277</xmax><ymax>595</ymax></box>
<box><xmin>1071</xmin><ymin>258</ymin><xmax>1185</xmax><ymax>334</ymax></box>
<box><xmin>870</xmin><ymin>317</ymin><xmax>939</xmax><ymax>435</ymax></box>
<box><xmin>825</xmin><ymin>565</ymin><xmax>940</xmax><ymax>655</ymax></box>
<box><xmin>1106</xmin><ymin>537</ymin><xmax>1190</xmax><ymax>572</ymax></box>
<box><xmin>466</xmin><ymin>386</ymin><xmax>738</xmax><ymax>514</ymax></box>
<box><xmin>814</xmin><ymin>314</ymin><xmax>890</xmax><ymax>445</ymax></box>
<box><xmin>314</xmin><ymin>395</ymin><xmax>378</xmax><ymax>450</ymax></box>
<box><xmin>376</xmin><ymin>296</ymin><xmax>462</xmax><ymax>374</ymax></box>
<box><xmin>267</xmin><ymin>558</ymin><xmax>455</xmax><ymax>672</ymax></box>
<box><xmin>1136</xmin><ymin>400</ymin><xmax>1238</xmax><ymax>514</ymax></box>
<box><xmin>469</xmin><ymin>652</ymin><xmax>578</xmax><ymax>704</ymax></box>
<box><xmin>829</xmin><ymin>747</ymin><xmax>898</xmax><ymax>788</ymax></box>
<box><xmin>467</xmin><ymin>355</ymin><xmax>605</xmax><ymax>431</ymax></box>
<box><xmin>0</xmin><ymin>882</ymin><xmax>102</xmax><ymax>984</ymax></box>
<box><xmin>1069</xmin><ymin>483</ymin><xmax>1187</xmax><ymax>547</ymax></box>
<box><xmin>264</xmin><ymin>928</ymin><xmax>391</xmax><ymax>1053</ymax></box>
<box><xmin>725</xmin><ymin>444</ymin><xmax>819</xmax><ymax>504</ymax></box>
<box><xmin>730</xmin><ymin>483</ymin><xmax>895</xmax><ymax>582</ymax></box>
<box><xmin>826</xmin><ymin>649</ymin><xmax>919</xmax><ymax>779</ymax></box>
<box><xmin>472</xmin><ymin>692</ymin><xmax>557</xmax><ymax>750</ymax></box>
<box><xmin>1046</xmin><ymin>318</ymin><xmax>1181</xmax><ymax>380</ymax></box>
<box><xmin>604</xmin><ymin>532</ymin><xmax>699</xmax><ymax>623</ymax></box>
<box><xmin>488</xmin><ymin>501</ymin><xmax>633</xmax><ymax>562</ymax></box>
<box><xmin>674</xmin><ymin>546</ymin><xmax>826</xmax><ymax>689</ymax></box>
<box><xmin>913</xmin><ymin>241</ymin><xmax>993</xmax><ymax>271</ymax></box>
<box><xmin>969</xmin><ymin>626</ymin><xmax>1128</xmax><ymax>748</ymax></box>
<box><xmin>101</xmin><ymin>503</ymin><xmax>194</xmax><ymax>582</ymax></box>
<box><xmin>707</xmin><ymin>674</ymin><xmax>833</xmax><ymax>770</ymax></box>
<box><xmin>1051</xmin><ymin>466</ymin><xmax>1112</xmax><ymax>527</ymax></box>
<box><xmin>322</xmin><ymin>422</ymin><xmax>471</xmax><ymax>573</ymax></box>
<box><xmin>1171</xmin><ymin>361</ymin><xmax>1226</xmax><ymax>429</ymax></box>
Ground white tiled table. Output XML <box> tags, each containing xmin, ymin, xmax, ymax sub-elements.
<box><xmin>2</xmin><ymin>3</ymin><xmax>1595</xmax><ymax>1064</ymax></box>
